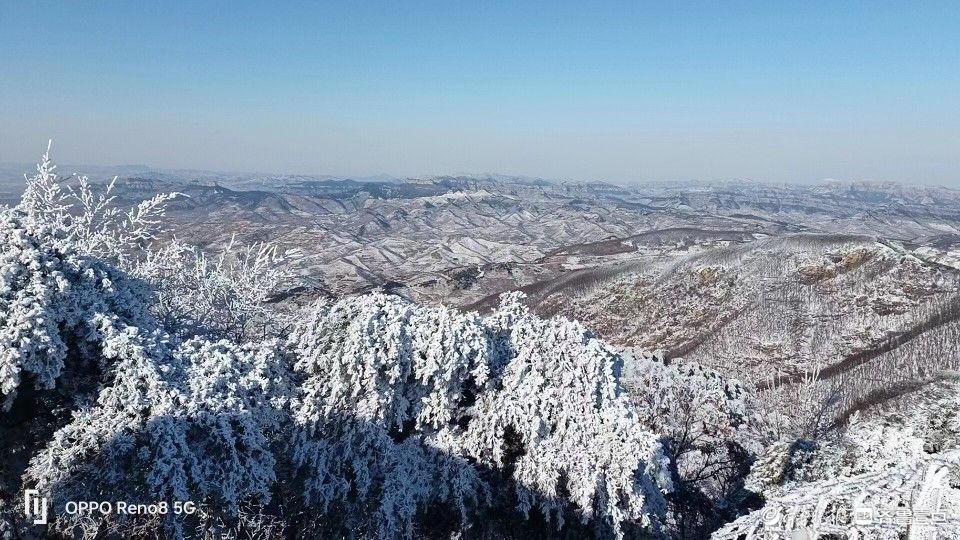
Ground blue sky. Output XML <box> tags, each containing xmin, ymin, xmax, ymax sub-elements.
<box><xmin>1</xmin><ymin>1</ymin><xmax>958</xmax><ymax>184</ymax></box>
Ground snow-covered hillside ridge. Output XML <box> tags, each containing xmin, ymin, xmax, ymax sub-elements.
<box><xmin>714</xmin><ymin>377</ymin><xmax>960</xmax><ymax>539</ymax></box>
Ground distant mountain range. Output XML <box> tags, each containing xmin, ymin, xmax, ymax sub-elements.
<box><xmin>64</xmin><ymin>173</ymin><xmax>955</xmax><ymax>429</ymax></box>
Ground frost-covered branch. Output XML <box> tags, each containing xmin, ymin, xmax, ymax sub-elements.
<box><xmin>18</xmin><ymin>142</ymin><xmax>177</xmax><ymax>263</ymax></box>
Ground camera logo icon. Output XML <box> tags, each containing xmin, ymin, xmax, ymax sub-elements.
<box><xmin>24</xmin><ymin>489</ymin><xmax>48</xmax><ymax>525</ymax></box>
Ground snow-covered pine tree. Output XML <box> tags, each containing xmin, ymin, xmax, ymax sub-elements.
<box><xmin>287</xmin><ymin>291</ymin><xmax>674</xmax><ymax>538</ymax></box>
<box><xmin>21</xmin><ymin>291</ymin><xmax>676</xmax><ymax>539</ymax></box>
<box><xmin>0</xmin><ymin>209</ymin><xmax>153</xmax><ymax>410</ymax></box>
<box><xmin>134</xmin><ymin>238</ymin><xmax>289</xmax><ymax>341</ymax></box>
<box><xmin>18</xmin><ymin>141</ymin><xmax>175</xmax><ymax>264</ymax></box>
<box><xmin>624</xmin><ymin>350</ymin><xmax>754</xmax><ymax>537</ymax></box>
<box><xmin>24</xmin><ymin>333</ymin><xmax>292</xmax><ymax>539</ymax></box>
<box><xmin>0</xmin><ymin>148</ymin><xmax>293</xmax><ymax>538</ymax></box>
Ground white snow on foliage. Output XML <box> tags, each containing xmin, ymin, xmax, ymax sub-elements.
<box><xmin>0</xmin><ymin>151</ymin><xmax>677</xmax><ymax>538</ymax></box>
<box><xmin>714</xmin><ymin>379</ymin><xmax>960</xmax><ymax>539</ymax></box>
<box><xmin>0</xmin><ymin>210</ymin><xmax>151</xmax><ymax>409</ymax></box>
<box><xmin>15</xmin><ymin>283</ymin><xmax>673</xmax><ymax>538</ymax></box>
<box><xmin>288</xmin><ymin>291</ymin><xmax>672</xmax><ymax>537</ymax></box>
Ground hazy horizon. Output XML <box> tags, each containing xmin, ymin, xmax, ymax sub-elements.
<box><xmin>5</xmin><ymin>155</ymin><xmax>959</xmax><ymax>191</ymax></box>
<box><xmin>2</xmin><ymin>2</ymin><xmax>958</xmax><ymax>185</ymax></box>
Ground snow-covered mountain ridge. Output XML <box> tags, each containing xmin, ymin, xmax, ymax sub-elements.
<box><xmin>1</xmin><ymin>155</ymin><xmax>957</xmax><ymax>538</ymax></box>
